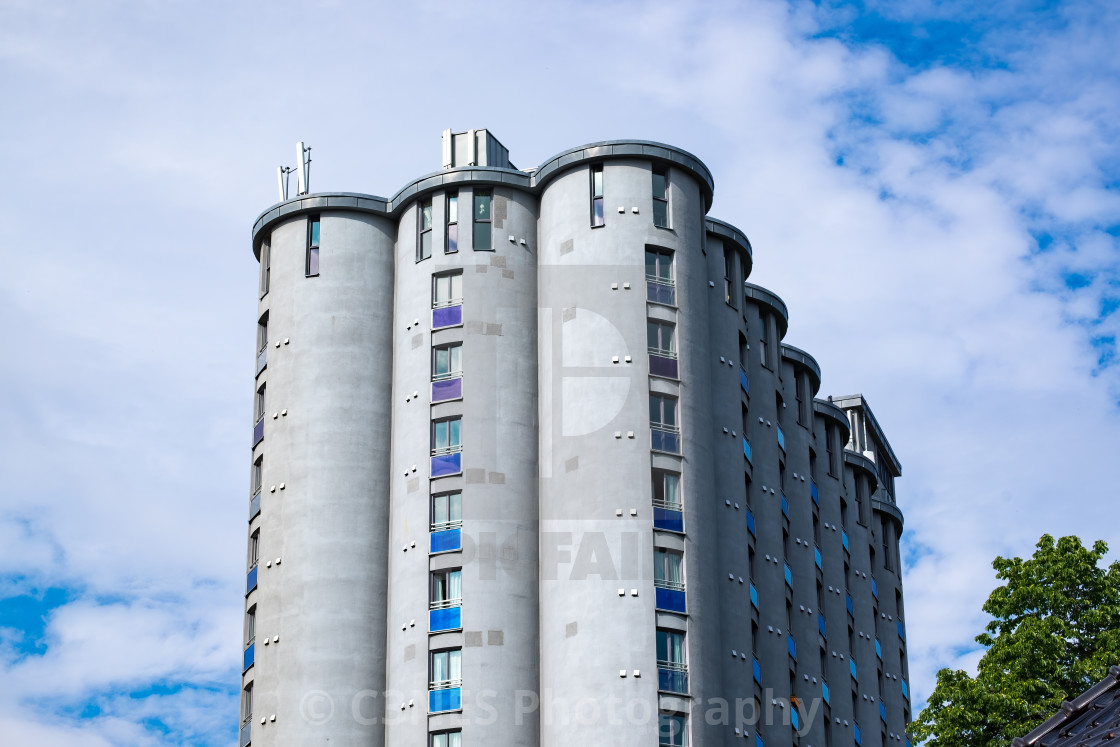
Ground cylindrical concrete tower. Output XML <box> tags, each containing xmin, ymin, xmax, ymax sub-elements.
<box><xmin>238</xmin><ymin>131</ymin><xmax>909</xmax><ymax>747</ymax></box>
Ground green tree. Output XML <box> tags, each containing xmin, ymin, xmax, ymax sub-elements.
<box><xmin>912</xmin><ymin>535</ymin><xmax>1120</xmax><ymax>747</ymax></box>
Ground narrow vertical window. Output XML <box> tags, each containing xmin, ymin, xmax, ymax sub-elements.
<box><xmin>431</xmin><ymin>569</ymin><xmax>462</xmax><ymax>606</ymax></box>
<box><xmin>446</xmin><ymin>192</ymin><xmax>459</xmax><ymax>253</ymax></box>
<box><xmin>248</xmin><ymin>529</ymin><xmax>260</xmax><ymax>569</ymax></box>
<box><xmin>259</xmin><ymin>237</ymin><xmax>270</xmax><ymax>297</ymax></box>
<box><xmin>658</xmin><ymin>712</ymin><xmax>688</xmax><ymax>746</ymax></box>
<box><xmin>431</xmin><ymin>491</ymin><xmax>462</xmax><ymax>530</ymax></box>
<box><xmin>653</xmin><ymin>549</ymin><xmax>684</xmax><ymax>588</ymax></box>
<box><xmin>418</xmin><ymin>197</ymin><xmax>433</xmax><ymax>261</ymax></box>
<box><xmin>590</xmin><ymin>164</ymin><xmax>604</xmax><ymax>226</ymax></box>
<box><xmin>827</xmin><ymin>427</ymin><xmax>837</xmax><ymax>476</ymax></box>
<box><xmin>723</xmin><ymin>248</ymin><xmax>736</xmax><ymax>307</ymax></box>
<box><xmin>432</xmin><ymin>417</ymin><xmax>462</xmax><ymax>453</ymax></box>
<box><xmin>242</xmin><ymin>683</ymin><xmax>253</xmax><ymax>723</ymax></box>
<box><xmin>796</xmin><ymin>374</ymin><xmax>807</xmax><ymax>425</ymax></box>
<box><xmin>473</xmin><ymin>189</ymin><xmax>492</xmax><ymax>250</ymax></box>
<box><xmin>759</xmin><ymin>312</ymin><xmax>770</xmax><ymax>368</ymax></box>
<box><xmin>430</xmin><ymin>649</ymin><xmax>462</xmax><ymax>687</ymax></box>
<box><xmin>257</xmin><ymin>314</ymin><xmax>268</xmax><ymax>356</ymax></box>
<box><xmin>255</xmin><ymin>385</ymin><xmax>266</xmax><ymax>425</ymax></box>
<box><xmin>433</xmin><ymin>271</ymin><xmax>463</xmax><ymax>307</ymax></box>
<box><xmin>432</xmin><ymin>343</ymin><xmax>463</xmax><ymax>380</ymax></box>
<box><xmin>431</xmin><ymin>732</ymin><xmax>462</xmax><ymax>747</ymax></box>
<box><xmin>652</xmin><ymin>470</ymin><xmax>681</xmax><ymax>509</ymax></box>
<box><xmin>306</xmin><ymin>216</ymin><xmax>320</xmax><ymax>276</ymax></box>
<box><xmin>739</xmin><ymin>333</ymin><xmax>748</xmax><ymax>370</ymax></box>
<box><xmin>645</xmin><ymin>247</ymin><xmax>675</xmax><ymax>305</ymax></box>
<box><xmin>251</xmin><ymin>456</ymin><xmax>263</xmax><ymax>499</ymax></box>
<box><xmin>246</xmin><ymin>606</ymin><xmax>256</xmax><ymax>646</ymax></box>
<box><xmin>652</xmin><ymin>166</ymin><xmax>669</xmax><ymax>228</ymax></box>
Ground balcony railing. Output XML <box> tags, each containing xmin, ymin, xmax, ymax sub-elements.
<box><xmin>246</xmin><ymin>565</ymin><xmax>258</xmax><ymax>595</ymax></box>
<box><xmin>252</xmin><ymin>418</ymin><xmax>264</xmax><ymax>447</ymax></box>
<box><xmin>646</xmin><ymin>275</ymin><xmax>676</xmax><ymax>306</ymax></box>
<box><xmin>653</xmin><ymin>500</ymin><xmax>684</xmax><ymax>533</ymax></box>
<box><xmin>430</xmin><ymin>446</ymin><xmax>463</xmax><ymax>478</ymax></box>
<box><xmin>430</xmin><ymin>526</ymin><xmax>462</xmax><ymax>554</ymax></box>
<box><xmin>431</xmin><ymin>373</ymin><xmax>463</xmax><ymax>403</ymax></box>
<box><xmin>429</xmin><ymin>604</ymin><xmax>462</xmax><ymax>633</ymax></box>
<box><xmin>654</xmin><ymin>581</ymin><xmax>687</xmax><ymax>613</ymax></box>
<box><xmin>243</xmin><ymin>642</ymin><xmax>255</xmax><ymax>672</ymax></box>
<box><xmin>651</xmin><ymin>424</ymin><xmax>681</xmax><ymax>454</ymax></box>
<box><xmin>431</xmin><ymin>301</ymin><xmax>463</xmax><ymax>330</ymax></box>
<box><xmin>648</xmin><ymin>348</ymin><xmax>679</xmax><ymax>379</ymax></box>
<box><xmin>657</xmin><ymin>663</ymin><xmax>689</xmax><ymax>695</ymax></box>
<box><xmin>428</xmin><ymin>684</ymin><xmax>462</xmax><ymax>713</ymax></box>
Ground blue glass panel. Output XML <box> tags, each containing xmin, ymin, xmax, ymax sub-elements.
<box><xmin>777</xmin><ymin>425</ymin><xmax>785</xmax><ymax>451</ymax></box>
<box><xmin>811</xmin><ymin>481</ymin><xmax>818</xmax><ymax>505</ymax></box>
<box><xmin>429</xmin><ymin>606</ymin><xmax>462</xmax><ymax>632</ymax></box>
<box><xmin>431</xmin><ymin>377</ymin><xmax>462</xmax><ymax>403</ymax></box>
<box><xmin>855</xmin><ymin>724</ymin><xmax>862</xmax><ymax>745</ymax></box>
<box><xmin>246</xmin><ymin>566</ymin><xmax>257</xmax><ymax>595</ymax></box>
<box><xmin>846</xmin><ymin>594</ymin><xmax>854</xmax><ymax>615</ymax></box>
<box><xmin>743</xmin><ymin>438</ymin><xmax>752</xmax><ymax>463</ymax></box>
<box><xmin>655</xmin><ymin>587</ymin><xmax>687</xmax><ymax>613</ymax></box>
<box><xmin>815</xmin><ymin>547</ymin><xmax>822</xmax><ymax>570</ymax></box>
<box><xmin>792</xmin><ymin>708</ymin><xmax>800</xmax><ymax>730</ymax></box>
<box><xmin>822</xmin><ymin>681</ymin><xmax>830</xmax><ymax>704</ymax></box>
<box><xmin>781</xmin><ymin>495</ymin><xmax>789</xmax><ymax>518</ymax></box>
<box><xmin>871</xmin><ymin>578</ymin><xmax>878</xmax><ymax>599</ymax></box>
<box><xmin>753</xmin><ymin>657</ymin><xmax>762</xmax><ymax>684</ymax></box>
<box><xmin>432</xmin><ymin>304</ymin><xmax>462</xmax><ymax>329</ymax></box>
<box><xmin>818</xmin><ymin>613</ymin><xmax>827</xmax><ymax>638</ymax></box>
<box><xmin>252</xmin><ymin>419</ymin><xmax>264</xmax><ymax>447</ymax></box>
<box><xmin>740</xmin><ymin>369</ymin><xmax>750</xmax><ymax>394</ymax></box>
<box><xmin>249</xmin><ymin>492</ymin><xmax>261</xmax><ymax>521</ymax></box>
<box><xmin>658</xmin><ymin>667</ymin><xmax>689</xmax><ymax>694</ymax></box>
<box><xmin>243</xmin><ymin>642</ymin><xmax>255</xmax><ymax>672</ymax></box>
<box><xmin>431</xmin><ymin>452</ymin><xmax>462</xmax><ymax>477</ymax></box>
<box><xmin>788</xmin><ymin>636</ymin><xmax>796</xmax><ymax>660</ymax></box>
<box><xmin>430</xmin><ymin>528</ymin><xmax>461</xmax><ymax>553</ymax></box>
<box><xmin>850</xmin><ymin>658</ymin><xmax>858</xmax><ymax>681</ymax></box>
<box><xmin>746</xmin><ymin>509</ymin><xmax>755</xmax><ymax>535</ymax></box>
<box><xmin>750</xmin><ymin>583</ymin><xmax>758</xmax><ymax>609</ymax></box>
<box><xmin>901</xmin><ymin>680</ymin><xmax>909</xmax><ymax>700</ymax></box>
<box><xmin>429</xmin><ymin>687</ymin><xmax>462</xmax><ymax>713</ymax></box>
<box><xmin>649</xmin><ymin>354</ymin><xmax>678</xmax><ymax>379</ymax></box>
<box><xmin>653</xmin><ymin>507</ymin><xmax>684</xmax><ymax>533</ymax></box>
<box><xmin>651</xmin><ymin>429</ymin><xmax>681</xmax><ymax>454</ymax></box>
<box><xmin>875</xmin><ymin>638</ymin><xmax>882</xmax><ymax>659</ymax></box>
<box><xmin>239</xmin><ymin>722</ymin><xmax>251</xmax><ymax>747</ymax></box>
<box><xmin>784</xmin><ymin>564</ymin><xmax>792</xmax><ymax>588</ymax></box>
<box><xmin>881</xmin><ymin>702</ymin><xmax>887</xmax><ymax>723</ymax></box>
<box><xmin>647</xmin><ymin>281</ymin><xmax>675</xmax><ymax>305</ymax></box>
<box><xmin>842</xmin><ymin>530</ymin><xmax>849</xmax><ymax>552</ymax></box>
<box><xmin>757</xmin><ymin>735</ymin><xmax>765</xmax><ymax>747</ymax></box>
<box><xmin>898</xmin><ymin>621</ymin><xmax>905</xmax><ymax>641</ymax></box>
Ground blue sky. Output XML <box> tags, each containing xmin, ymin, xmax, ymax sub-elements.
<box><xmin>1</xmin><ymin>0</ymin><xmax>1118</xmax><ymax>743</ymax></box>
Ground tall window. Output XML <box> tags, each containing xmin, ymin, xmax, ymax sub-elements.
<box><xmin>430</xmin><ymin>649</ymin><xmax>462</xmax><ymax>687</ymax></box>
<box><xmin>255</xmin><ymin>385</ymin><xmax>266</xmax><ymax>424</ymax></box>
<box><xmin>649</xmin><ymin>393</ymin><xmax>678</xmax><ymax>429</ymax></box>
<box><xmin>446</xmin><ymin>192</ymin><xmax>459</xmax><ymax>253</ymax></box>
<box><xmin>418</xmin><ymin>197</ymin><xmax>433</xmax><ymax>261</ymax></box>
<box><xmin>652</xmin><ymin>470</ymin><xmax>681</xmax><ymax>509</ymax></box>
<box><xmin>257</xmin><ymin>313</ymin><xmax>268</xmax><ymax>355</ymax></box>
<box><xmin>645</xmin><ymin>247</ymin><xmax>675</xmax><ymax>305</ymax></box>
<box><xmin>759</xmin><ymin>312</ymin><xmax>770</xmax><ymax>368</ymax></box>
<box><xmin>473</xmin><ymin>189</ymin><xmax>492</xmax><ymax>250</ymax></box>
<box><xmin>590</xmin><ymin>164</ymin><xmax>604</xmax><ymax>226</ymax></box>
<box><xmin>657</xmin><ymin>629</ymin><xmax>686</xmax><ymax>669</ymax></box>
<box><xmin>251</xmin><ymin>456</ymin><xmax>263</xmax><ymax>497</ymax></box>
<box><xmin>246</xmin><ymin>606</ymin><xmax>256</xmax><ymax>646</ymax></box>
<box><xmin>647</xmin><ymin>321</ymin><xmax>676</xmax><ymax>356</ymax></box>
<box><xmin>431</xmin><ymin>569</ymin><xmax>462</xmax><ymax>607</ymax></box>
<box><xmin>739</xmin><ymin>333</ymin><xmax>748</xmax><ymax>369</ymax></box>
<box><xmin>856</xmin><ymin>476</ymin><xmax>868</xmax><ymax>526</ymax></box>
<box><xmin>652</xmin><ymin>166</ymin><xmax>669</xmax><ymax>228</ymax></box>
<box><xmin>827</xmin><ymin>427</ymin><xmax>837</xmax><ymax>476</ymax></box>
<box><xmin>431</xmin><ymin>491</ymin><xmax>462</xmax><ymax>530</ymax></box>
<box><xmin>248</xmin><ymin>529</ymin><xmax>260</xmax><ymax>569</ymax></box>
<box><xmin>259</xmin><ymin>237</ymin><xmax>270</xmax><ymax>297</ymax></box>
<box><xmin>306</xmin><ymin>215</ymin><xmax>320</xmax><ymax>276</ymax></box>
<box><xmin>431</xmin><ymin>732</ymin><xmax>462</xmax><ymax>747</ymax></box>
<box><xmin>432</xmin><ymin>343</ymin><xmax>463</xmax><ymax>380</ymax></box>
<box><xmin>723</xmin><ymin>248</ymin><xmax>737</xmax><ymax>308</ymax></box>
<box><xmin>653</xmin><ymin>548</ymin><xmax>684</xmax><ymax>589</ymax></box>
<box><xmin>433</xmin><ymin>271</ymin><xmax>463</xmax><ymax>307</ymax></box>
<box><xmin>432</xmin><ymin>417</ymin><xmax>462</xmax><ymax>454</ymax></box>
<box><xmin>840</xmin><ymin>499</ymin><xmax>849</xmax><ymax>530</ymax></box>
<box><xmin>242</xmin><ymin>683</ymin><xmax>253</xmax><ymax>723</ymax></box>
<box><xmin>659</xmin><ymin>713</ymin><xmax>687</xmax><ymax>746</ymax></box>
<box><xmin>810</xmin><ymin>450</ymin><xmax>818</xmax><ymax>482</ymax></box>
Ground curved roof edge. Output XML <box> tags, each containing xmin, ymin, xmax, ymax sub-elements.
<box><xmin>706</xmin><ymin>217</ymin><xmax>753</xmax><ymax>277</ymax></box>
<box><xmin>872</xmin><ymin>498</ymin><xmax>904</xmax><ymax>529</ymax></box>
<box><xmin>743</xmin><ymin>283</ymin><xmax>790</xmax><ymax>338</ymax></box>
<box><xmin>250</xmin><ymin>139</ymin><xmax>717</xmax><ymax>254</ymax></box>
<box><xmin>780</xmin><ymin>343</ymin><xmax>822</xmax><ymax>395</ymax></box>
<box><xmin>843</xmin><ymin>449</ymin><xmax>879</xmax><ymax>493</ymax></box>
<box><xmin>813</xmin><ymin>398</ymin><xmax>851</xmax><ymax>440</ymax></box>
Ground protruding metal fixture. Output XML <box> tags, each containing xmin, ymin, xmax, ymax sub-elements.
<box><xmin>277</xmin><ymin>165</ymin><xmax>295</xmax><ymax>201</ymax></box>
<box><xmin>296</xmin><ymin>141</ymin><xmax>312</xmax><ymax>195</ymax></box>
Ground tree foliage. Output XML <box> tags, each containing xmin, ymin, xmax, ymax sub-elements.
<box><xmin>912</xmin><ymin>535</ymin><xmax>1120</xmax><ymax>747</ymax></box>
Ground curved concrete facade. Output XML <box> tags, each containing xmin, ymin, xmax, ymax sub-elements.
<box><xmin>239</xmin><ymin>131</ymin><xmax>910</xmax><ymax>747</ymax></box>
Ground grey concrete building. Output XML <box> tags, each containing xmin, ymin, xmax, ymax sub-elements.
<box><xmin>239</xmin><ymin>131</ymin><xmax>911</xmax><ymax>747</ymax></box>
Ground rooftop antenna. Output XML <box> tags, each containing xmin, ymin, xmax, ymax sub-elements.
<box><xmin>277</xmin><ymin>165</ymin><xmax>295</xmax><ymax>201</ymax></box>
<box><xmin>296</xmin><ymin>142</ymin><xmax>312</xmax><ymax>196</ymax></box>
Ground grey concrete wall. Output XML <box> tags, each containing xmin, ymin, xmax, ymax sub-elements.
<box><xmin>245</xmin><ymin>211</ymin><xmax>394</xmax><ymax>746</ymax></box>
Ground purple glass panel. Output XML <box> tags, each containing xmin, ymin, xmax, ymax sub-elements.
<box><xmin>653</xmin><ymin>507</ymin><xmax>684</xmax><ymax>533</ymax></box>
<box><xmin>432</xmin><ymin>304</ymin><xmax>462</xmax><ymax>329</ymax></box>
<box><xmin>431</xmin><ymin>377</ymin><xmax>462</xmax><ymax>403</ymax></box>
<box><xmin>252</xmin><ymin>419</ymin><xmax>264</xmax><ymax>447</ymax></box>
<box><xmin>431</xmin><ymin>452</ymin><xmax>462</xmax><ymax>477</ymax></box>
<box><xmin>649</xmin><ymin>354</ymin><xmax>678</xmax><ymax>379</ymax></box>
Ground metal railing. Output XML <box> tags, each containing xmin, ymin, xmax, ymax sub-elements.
<box><xmin>652</xmin><ymin>498</ymin><xmax>682</xmax><ymax>511</ymax></box>
<box><xmin>430</xmin><ymin>444</ymin><xmax>463</xmax><ymax>456</ymax></box>
<box><xmin>431</xmin><ymin>370</ymin><xmax>463</xmax><ymax>381</ymax></box>
<box><xmin>654</xmin><ymin>578</ymin><xmax>685</xmax><ymax>591</ymax></box>
<box><xmin>432</xmin><ymin>297</ymin><xmax>463</xmax><ymax>309</ymax></box>
<box><xmin>429</xmin><ymin>678</ymin><xmax>463</xmax><ymax>691</ymax></box>
<box><xmin>429</xmin><ymin>597</ymin><xmax>462</xmax><ymax>610</ymax></box>
<box><xmin>647</xmin><ymin>346</ymin><xmax>678</xmax><ymax>359</ymax></box>
<box><xmin>429</xmin><ymin>519</ymin><xmax>463</xmax><ymax>532</ymax></box>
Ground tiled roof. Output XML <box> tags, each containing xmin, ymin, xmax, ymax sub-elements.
<box><xmin>1013</xmin><ymin>667</ymin><xmax>1120</xmax><ymax>747</ymax></box>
